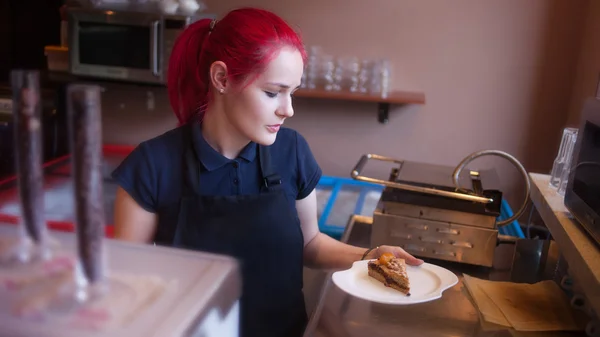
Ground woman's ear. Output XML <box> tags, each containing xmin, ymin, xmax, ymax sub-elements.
<box><xmin>209</xmin><ymin>61</ymin><xmax>228</xmax><ymax>94</ymax></box>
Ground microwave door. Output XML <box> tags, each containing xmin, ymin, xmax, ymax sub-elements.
<box><xmin>68</xmin><ymin>10</ymin><xmax>162</xmax><ymax>84</ymax></box>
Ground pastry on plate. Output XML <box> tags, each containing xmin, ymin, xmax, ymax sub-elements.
<box><xmin>367</xmin><ymin>252</ymin><xmax>411</xmax><ymax>295</ymax></box>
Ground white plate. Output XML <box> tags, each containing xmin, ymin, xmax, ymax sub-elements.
<box><xmin>332</xmin><ymin>260</ymin><xmax>459</xmax><ymax>305</ymax></box>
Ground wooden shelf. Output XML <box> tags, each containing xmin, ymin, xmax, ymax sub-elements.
<box><xmin>293</xmin><ymin>88</ymin><xmax>425</xmax><ymax>104</ymax></box>
<box><xmin>529</xmin><ymin>173</ymin><xmax>600</xmax><ymax>316</ymax></box>
<box><xmin>43</xmin><ymin>71</ymin><xmax>426</xmax><ymax>123</ymax></box>
<box><xmin>293</xmin><ymin>89</ymin><xmax>426</xmax><ymax>123</ymax></box>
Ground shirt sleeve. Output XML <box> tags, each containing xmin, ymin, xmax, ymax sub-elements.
<box><xmin>111</xmin><ymin>142</ymin><xmax>158</xmax><ymax>212</ymax></box>
<box><xmin>295</xmin><ymin>132</ymin><xmax>322</xmax><ymax>200</ymax></box>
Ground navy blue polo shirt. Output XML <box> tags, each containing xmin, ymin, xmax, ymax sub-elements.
<box><xmin>111</xmin><ymin>122</ymin><xmax>322</xmax><ymax>222</ymax></box>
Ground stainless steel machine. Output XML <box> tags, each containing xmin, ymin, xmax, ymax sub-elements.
<box><xmin>352</xmin><ymin>150</ymin><xmax>530</xmax><ymax>267</ymax></box>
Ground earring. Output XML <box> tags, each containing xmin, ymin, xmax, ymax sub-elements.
<box><xmin>219</xmin><ymin>88</ymin><xmax>224</xmax><ymax>94</ymax></box>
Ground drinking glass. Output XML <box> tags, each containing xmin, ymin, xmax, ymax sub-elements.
<box><xmin>3</xmin><ymin>84</ymin><xmax>134</xmax><ymax>330</ymax></box>
<box><xmin>550</xmin><ymin>127</ymin><xmax>578</xmax><ymax>189</ymax></box>
<box><xmin>1</xmin><ymin>70</ymin><xmax>55</xmax><ymax>268</ymax></box>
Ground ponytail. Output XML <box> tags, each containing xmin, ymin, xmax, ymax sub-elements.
<box><xmin>167</xmin><ymin>19</ymin><xmax>212</xmax><ymax>125</ymax></box>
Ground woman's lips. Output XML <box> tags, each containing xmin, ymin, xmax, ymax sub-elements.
<box><xmin>266</xmin><ymin>124</ymin><xmax>281</xmax><ymax>133</ymax></box>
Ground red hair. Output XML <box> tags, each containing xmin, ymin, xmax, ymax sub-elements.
<box><xmin>167</xmin><ymin>8</ymin><xmax>307</xmax><ymax>125</ymax></box>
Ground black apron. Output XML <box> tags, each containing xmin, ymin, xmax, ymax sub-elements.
<box><xmin>164</xmin><ymin>124</ymin><xmax>307</xmax><ymax>337</ymax></box>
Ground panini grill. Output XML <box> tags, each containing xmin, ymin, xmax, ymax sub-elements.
<box><xmin>351</xmin><ymin>151</ymin><xmax>530</xmax><ymax>267</ymax></box>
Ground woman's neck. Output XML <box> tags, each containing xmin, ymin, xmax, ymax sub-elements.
<box><xmin>201</xmin><ymin>105</ymin><xmax>250</xmax><ymax>160</ymax></box>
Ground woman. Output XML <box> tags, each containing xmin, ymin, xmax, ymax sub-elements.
<box><xmin>112</xmin><ymin>7</ymin><xmax>423</xmax><ymax>337</ymax></box>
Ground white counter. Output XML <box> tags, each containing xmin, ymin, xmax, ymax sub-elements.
<box><xmin>0</xmin><ymin>224</ymin><xmax>241</xmax><ymax>337</ymax></box>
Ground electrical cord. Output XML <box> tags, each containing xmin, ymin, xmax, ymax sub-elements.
<box><xmin>451</xmin><ymin>149</ymin><xmax>531</xmax><ymax>227</ymax></box>
<box><xmin>524</xmin><ymin>204</ymin><xmax>552</xmax><ymax>240</ymax></box>
<box><xmin>526</xmin><ymin>203</ymin><xmax>535</xmax><ymax>239</ymax></box>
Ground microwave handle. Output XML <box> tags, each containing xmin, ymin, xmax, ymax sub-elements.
<box><xmin>150</xmin><ymin>21</ymin><xmax>160</xmax><ymax>77</ymax></box>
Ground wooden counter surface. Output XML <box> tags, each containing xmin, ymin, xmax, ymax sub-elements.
<box><xmin>529</xmin><ymin>173</ymin><xmax>600</xmax><ymax>316</ymax></box>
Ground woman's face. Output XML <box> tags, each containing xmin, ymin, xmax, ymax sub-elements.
<box><xmin>223</xmin><ymin>47</ymin><xmax>304</xmax><ymax>146</ymax></box>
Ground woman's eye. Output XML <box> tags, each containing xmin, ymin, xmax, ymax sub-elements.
<box><xmin>264</xmin><ymin>91</ymin><xmax>278</xmax><ymax>98</ymax></box>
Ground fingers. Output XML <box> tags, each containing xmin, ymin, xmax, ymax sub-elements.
<box><xmin>375</xmin><ymin>245</ymin><xmax>425</xmax><ymax>266</ymax></box>
<box><xmin>405</xmin><ymin>255</ymin><xmax>425</xmax><ymax>266</ymax></box>
<box><xmin>388</xmin><ymin>246</ymin><xmax>424</xmax><ymax>266</ymax></box>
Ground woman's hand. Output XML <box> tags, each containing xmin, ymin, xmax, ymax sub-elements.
<box><xmin>370</xmin><ymin>245</ymin><xmax>424</xmax><ymax>266</ymax></box>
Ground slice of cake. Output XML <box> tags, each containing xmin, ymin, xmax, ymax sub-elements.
<box><xmin>367</xmin><ymin>252</ymin><xmax>411</xmax><ymax>295</ymax></box>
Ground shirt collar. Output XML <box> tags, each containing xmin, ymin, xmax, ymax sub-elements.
<box><xmin>191</xmin><ymin>122</ymin><xmax>258</xmax><ymax>171</ymax></box>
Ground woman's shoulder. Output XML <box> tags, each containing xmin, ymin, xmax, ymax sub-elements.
<box><xmin>119</xmin><ymin>125</ymin><xmax>188</xmax><ymax>181</ymax></box>
<box><xmin>271</xmin><ymin>126</ymin><xmax>308</xmax><ymax>150</ymax></box>
<box><xmin>274</xmin><ymin>127</ymin><xmax>317</xmax><ymax>159</ymax></box>
<box><xmin>273</xmin><ymin>126</ymin><xmax>298</xmax><ymax>141</ymax></box>
<box><xmin>111</xmin><ymin>125</ymin><xmax>186</xmax><ymax>211</ymax></box>
<box><xmin>138</xmin><ymin>125</ymin><xmax>187</xmax><ymax>158</ymax></box>
<box><xmin>271</xmin><ymin>127</ymin><xmax>322</xmax><ymax>200</ymax></box>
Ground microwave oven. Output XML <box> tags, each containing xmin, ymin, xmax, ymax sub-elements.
<box><xmin>66</xmin><ymin>4</ymin><xmax>215</xmax><ymax>85</ymax></box>
<box><xmin>565</xmin><ymin>97</ymin><xmax>600</xmax><ymax>247</ymax></box>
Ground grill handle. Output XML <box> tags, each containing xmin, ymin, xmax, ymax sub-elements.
<box><xmin>350</xmin><ymin>154</ymin><xmax>494</xmax><ymax>204</ymax></box>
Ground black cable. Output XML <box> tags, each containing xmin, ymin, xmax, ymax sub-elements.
<box><xmin>526</xmin><ymin>203</ymin><xmax>535</xmax><ymax>239</ymax></box>
<box><xmin>524</xmin><ymin>204</ymin><xmax>553</xmax><ymax>240</ymax></box>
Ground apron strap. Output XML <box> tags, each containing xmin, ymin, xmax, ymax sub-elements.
<box><xmin>258</xmin><ymin>145</ymin><xmax>283</xmax><ymax>192</ymax></box>
<box><xmin>182</xmin><ymin>122</ymin><xmax>201</xmax><ymax>196</ymax></box>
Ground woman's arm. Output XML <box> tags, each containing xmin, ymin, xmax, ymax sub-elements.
<box><xmin>113</xmin><ymin>186</ymin><xmax>158</xmax><ymax>243</ymax></box>
<box><xmin>298</xmin><ymin>190</ymin><xmax>423</xmax><ymax>271</ymax></box>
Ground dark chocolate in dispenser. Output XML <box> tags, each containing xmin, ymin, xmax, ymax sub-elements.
<box><xmin>67</xmin><ymin>84</ymin><xmax>105</xmax><ymax>284</ymax></box>
<box><xmin>11</xmin><ymin>70</ymin><xmax>45</xmax><ymax>244</ymax></box>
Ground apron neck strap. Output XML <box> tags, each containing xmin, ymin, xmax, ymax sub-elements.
<box><xmin>258</xmin><ymin>145</ymin><xmax>282</xmax><ymax>191</ymax></box>
<box><xmin>183</xmin><ymin>122</ymin><xmax>201</xmax><ymax>195</ymax></box>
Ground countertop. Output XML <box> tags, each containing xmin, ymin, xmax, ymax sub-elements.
<box><xmin>529</xmin><ymin>173</ymin><xmax>600</xmax><ymax>318</ymax></box>
<box><xmin>0</xmin><ymin>223</ymin><xmax>241</xmax><ymax>337</ymax></box>
<box><xmin>303</xmin><ymin>215</ymin><xmax>584</xmax><ymax>337</ymax></box>
<box><xmin>0</xmin><ymin>148</ymin><xmax>131</xmax><ymax>235</ymax></box>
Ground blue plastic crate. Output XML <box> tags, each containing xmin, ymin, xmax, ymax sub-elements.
<box><xmin>316</xmin><ymin>176</ymin><xmax>384</xmax><ymax>239</ymax></box>
<box><xmin>315</xmin><ymin>175</ymin><xmax>525</xmax><ymax>240</ymax></box>
<box><xmin>498</xmin><ymin>198</ymin><xmax>526</xmax><ymax>238</ymax></box>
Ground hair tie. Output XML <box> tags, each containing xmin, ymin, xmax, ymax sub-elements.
<box><xmin>209</xmin><ymin>19</ymin><xmax>218</xmax><ymax>33</ymax></box>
